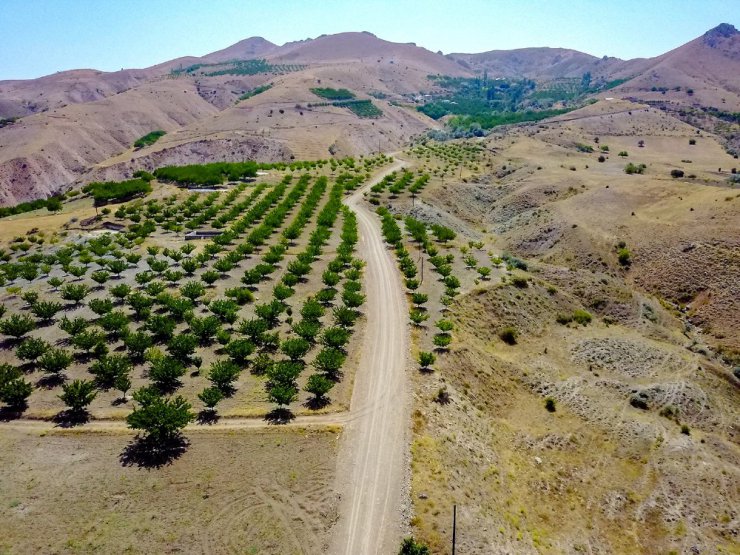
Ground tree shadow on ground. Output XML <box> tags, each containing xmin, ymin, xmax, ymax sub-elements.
<box><xmin>36</xmin><ymin>373</ymin><xmax>65</xmax><ymax>389</ymax></box>
<box><xmin>264</xmin><ymin>407</ymin><xmax>295</xmax><ymax>425</ymax></box>
<box><xmin>197</xmin><ymin>409</ymin><xmax>220</xmax><ymax>425</ymax></box>
<box><xmin>303</xmin><ymin>396</ymin><xmax>331</xmax><ymax>411</ymax></box>
<box><xmin>53</xmin><ymin>409</ymin><xmax>91</xmax><ymax>428</ymax></box>
<box><xmin>0</xmin><ymin>405</ymin><xmax>26</xmax><ymax>421</ymax></box>
<box><xmin>119</xmin><ymin>434</ymin><xmax>189</xmax><ymax>469</ymax></box>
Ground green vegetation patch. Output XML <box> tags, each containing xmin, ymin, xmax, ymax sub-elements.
<box><xmin>341</xmin><ymin>99</ymin><xmax>382</xmax><ymax>118</ymax></box>
<box><xmin>154</xmin><ymin>161</ymin><xmax>259</xmax><ymax>186</ymax></box>
<box><xmin>172</xmin><ymin>59</ymin><xmax>304</xmax><ymax>77</ymax></box>
<box><xmin>0</xmin><ymin>196</ymin><xmax>65</xmax><ymax>218</ymax></box>
<box><xmin>83</xmin><ymin>179</ymin><xmax>152</xmax><ymax>205</ymax></box>
<box><xmin>308</xmin><ymin>98</ymin><xmax>382</xmax><ymax>118</ymax></box>
<box><xmin>624</xmin><ymin>163</ymin><xmax>646</xmax><ymax>175</ymax></box>
<box><xmin>418</xmin><ymin>73</ymin><xmax>614</xmax><ymax>133</ymax></box>
<box><xmin>133</xmin><ymin>130</ymin><xmax>166</xmax><ymax>149</ymax></box>
<box><xmin>238</xmin><ymin>84</ymin><xmax>272</xmax><ymax>102</ymax></box>
<box><xmin>310</xmin><ymin>87</ymin><xmax>356</xmax><ymax>101</ymax></box>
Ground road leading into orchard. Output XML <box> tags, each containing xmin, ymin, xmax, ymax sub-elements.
<box><xmin>329</xmin><ymin>159</ymin><xmax>411</xmax><ymax>555</ymax></box>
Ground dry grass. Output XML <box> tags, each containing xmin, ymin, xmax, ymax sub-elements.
<box><xmin>0</xmin><ymin>427</ymin><xmax>340</xmax><ymax>554</ymax></box>
<box><xmin>398</xmin><ymin>110</ymin><xmax>740</xmax><ymax>553</ymax></box>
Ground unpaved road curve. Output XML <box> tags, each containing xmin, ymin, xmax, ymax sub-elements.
<box><xmin>329</xmin><ymin>160</ymin><xmax>410</xmax><ymax>555</ymax></box>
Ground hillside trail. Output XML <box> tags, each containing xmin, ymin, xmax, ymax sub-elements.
<box><xmin>328</xmin><ymin>158</ymin><xmax>411</xmax><ymax>555</ymax></box>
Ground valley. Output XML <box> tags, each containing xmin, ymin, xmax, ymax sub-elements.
<box><xmin>0</xmin><ymin>21</ymin><xmax>738</xmax><ymax>555</ymax></box>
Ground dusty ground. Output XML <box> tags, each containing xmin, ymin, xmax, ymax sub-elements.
<box><xmin>0</xmin><ymin>427</ymin><xmax>339</xmax><ymax>554</ymax></box>
<box><xmin>330</xmin><ymin>161</ymin><xmax>411</xmax><ymax>554</ymax></box>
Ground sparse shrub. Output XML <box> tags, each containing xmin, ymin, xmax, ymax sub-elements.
<box><xmin>572</xmin><ymin>309</ymin><xmax>592</xmax><ymax>325</ymax></box>
<box><xmin>624</xmin><ymin>163</ymin><xmax>646</xmax><ymax>175</ymax></box>
<box><xmin>0</xmin><ymin>376</ymin><xmax>33</xmax><ymax>408</ymax></box>
<box><xmin>499</xmin><ymin>326</ymin><xmax>518</xmax><ymax>345</ymax></box>
<box><xmin>16</xmin><ymin>337</ymin><xmax>49</xmax><ymax>362</ymax></box>
<box><xmin>126</xmin><ymin>387</ymin><xmax>194</xmax><ymax>442</ymax></box>
<box><xmin>670</xmin><ymin>169</ymin><xmax>685</xmax><ymax>178</ymax></box>
<box><xmin>90</xmin><ymin>354</ymin><xmax>132</xmax><ymax>388</ymax></box>
<box><xmin>418</xmin><ymin>351</ymin><xmax>436</xmax><ymax>370</ymax></box>
<box><xmin>399</xmin><ymin>537</ymin><xmax>430</xmax><ymax>555</ymax></box>
<box><xmin>304</xmin><ymin>374</ymin><xmax>334</xmax><ymax>402</ymax></box>
<box><xmin>617</xmin><ymin>247</ymin><xmax>632</xmax><ymax>266</ymax></box>
<box><xmin>149</xmin><ymin>356</ymin><xmax>187</xmax><ymax>390</ymax></box>
<box><xmin>61</xmin><ymin>283</ymin><xmax>89</xmax><ymax>304</ymax></box>
<box><xmin>545</xmin><ymin>397</ymin><xmax>556</xmax><ymax>412</ymax></box>
<box><xmin>432</xmin><ymin>333</ymin><xmax>452</xmax><ymax>349</ymax></box>
<box><xmin>556</xmin><ymin>313</ymin><xmax>573</xmax><ymax>325</ymax></box>
<box><xmin>0</xmin><ymin>313</ymin><xmax>37</xmax><ymax>338</ymax></box>
<box><xmin>630</xmin><ymin>394</ymin><xmax>649</xmax><ymax>410</ymax></box>
<box><xmin>198</xmin><ymin>386</ymin><xmax>224</xmax><ymax>412</ymax></box>
<box><xmin>167</xmin><ymin>333</ymin><xmax>197</xmax><ymax>361</ymax></box>
<box><xmin>434</xmin><ymin>387</ymin><xmax>450</xmax><ymax>404</ymax></box>
<box><xmin>208</xmin><ymin>360</ymin><xmax>241</xmax><ymax>393</ymax></box>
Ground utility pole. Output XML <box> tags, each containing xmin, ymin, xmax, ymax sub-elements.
<box><xmin>452</xmin><ymin>504</ymin><xmax>457</xmax><ymax>555</ymax></box>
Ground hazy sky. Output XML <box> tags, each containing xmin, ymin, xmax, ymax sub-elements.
<box><xmin>1</xmin><ymin>0</ymin><xmax>738</xmax><ymax>80</ymax></box>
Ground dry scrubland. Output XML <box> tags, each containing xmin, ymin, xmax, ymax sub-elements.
<box><xmin>370</xmin><ymin>100</ymin><xmax>739</xmax><ymax>553</ymax></box>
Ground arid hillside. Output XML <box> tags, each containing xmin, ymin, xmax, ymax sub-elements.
<box><xmin>2</xmin><ymin>27</ymin><xmax>740</xmax><ymax>206</ymax></box>
<box><xmin>0</xmin><ymin>32</ymin><xmax>468</xmax><ymax>205</ymax></box>
<box><xmin>448</xmin><ymin>47</ymin><xmax>623</xmax><ymax>81</ymax></box>
<box><xmin>610</xmin><ymin>23</ymin><xmax>740</xmax><ymax>110</ymax></box>
<box><xmin>371</xmin><ymin>105</ymin><xmax>739</xmax><ymax>552</ymax></box>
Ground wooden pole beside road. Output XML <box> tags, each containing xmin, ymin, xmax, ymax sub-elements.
<box><xmin>452</xmin><ymin>504</ymin><xmax>457</xmax><ymax>555</ymax></box>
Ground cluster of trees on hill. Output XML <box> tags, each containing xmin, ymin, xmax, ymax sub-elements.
<box><xmin>172</xmin><ymin>59</ymin><xmax>305</xmax><ymax>77</ymax></box>
<box><xmin>238</xmin><ymin>84</ymin><xmax>272</xmax><ymax>102</ymax></box>
<box><xmin>310</xmin><ymin>87</ymin><xmax>356</xmax><ymax>100</ymax></box>
<box><xmin>83</xmin><ymin>179</ymin><xmax>153</xmax><ymax>205</ymax></box>
<box><xmin>133</xmin><ymin>130</ymin><xmax>166</xmax><ymax>149</ymax></box>
<box><xmin>419</xmin><ymin>74</ymin><xmax>606</xmax><ymax>131</ymax></box>
<box><xmin>154</xmin><ymin>161</ymin><xmax>260</xmax><ymax>186</ymax></box>
<box><xmin>0</xmin><ymin>196</ymin><xmax>64</xmax><ymax>218</ymax></box>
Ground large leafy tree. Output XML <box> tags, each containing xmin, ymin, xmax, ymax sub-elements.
<box><xmin>126</xmin><ymin>387</ymin><xmax>194</xmax><ymax>442</ymax></box>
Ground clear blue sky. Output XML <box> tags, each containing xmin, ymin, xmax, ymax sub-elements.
<box><xmin>1</xmin><ymin>0</ymin><xmax>737</xmax><ymax>80</ymax></box>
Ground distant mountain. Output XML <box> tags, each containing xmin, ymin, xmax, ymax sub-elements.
<box><xmin>201</xmin><ymin>36</ymin><xmax>278</xmax><ymax>63</ymax></box>
<box><xmin>268</xmin><ymin>31</ymin><xmax>465</xmax><ymax>75</ymax></box>
<box><xmin>447</xmin><ymin>47</ymin><xmax>623</xmax><ymax>80</ymax></box>
<box><xmin>0</xmin><ymin>26</ymin><xmax>738</xmax><ymax>205</ymax></box>
<box><xmin>607</xmin><ymin>23</ymin><xmax>740</xmax><ymax>109</ymax></box>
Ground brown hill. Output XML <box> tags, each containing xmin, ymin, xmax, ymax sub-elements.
<box><xmin>1</xmin><ymin>26</ymin><xmax>739</xmax><ymax>205</ymax></box>
<box><xmin>608</xmin><ymin>23</ymin><xmax>740</xmax><ymax>110</ymax></box>
<box><xmin>0</xmin><ymin>32</ymin><xmax>464</xmax><ymax>204</ymax></box>
<box><xmin>201</xmin><ymin>36</ymin><xmax>278</xmax><ymax>63</ymax></box>
<box><xmin>270</xmin><ymin>31</ymin><xmax>465</xmax><ymax>75</ymax></box>
<box><xmin>447</xmin><ymin>47</ymin><xmax>623</xmax><ymax>80</ymax></box>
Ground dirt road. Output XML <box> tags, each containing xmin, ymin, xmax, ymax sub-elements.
<box><xmin>329</xmin><ymin>160</ymin><xmax>410</xmax><ymax>555</ymax></box>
